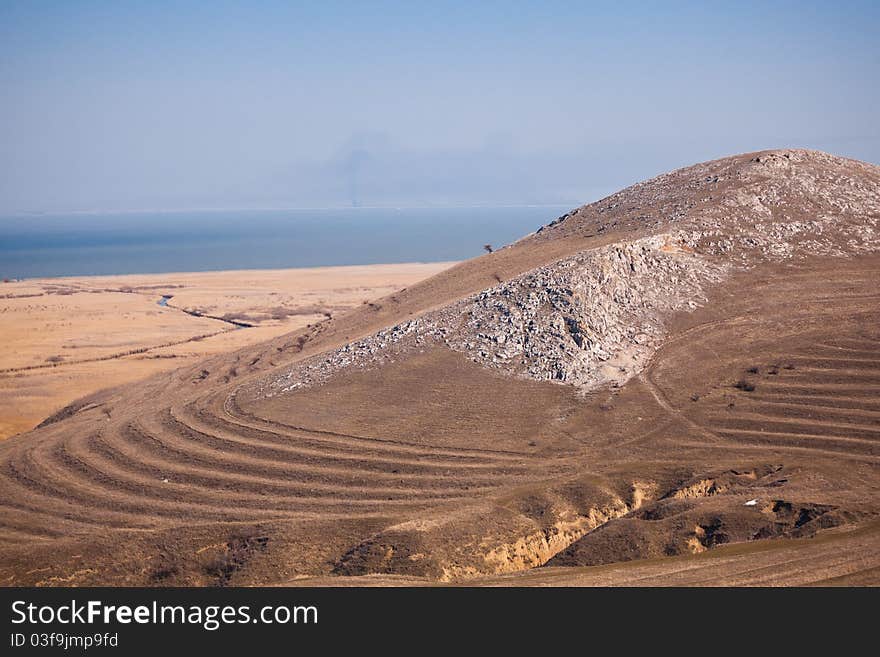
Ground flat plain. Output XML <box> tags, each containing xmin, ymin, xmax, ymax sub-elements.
<box><xmin>0</xmin><ymin>262</ymin><xmax>453</xmax><ymax>439</ymax></box>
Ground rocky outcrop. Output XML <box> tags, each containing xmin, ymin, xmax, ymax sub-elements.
<box><xmin>266</xmin><ymin>233</ymin><xmax>725</xmax><ymax>394</ymax></box>
<box><xmin>266</xmin><ymin>149</ymin><xmax>880</xmax><ymax>397</ymax></box>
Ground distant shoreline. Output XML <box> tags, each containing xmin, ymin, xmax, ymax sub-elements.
<box><xmin>5</xmin><ymin>260</ymin><xmax>459</xmax><ymax>284</ymax></box>
<box><xmin>1</xmin><ymin>205</ymin><xmax>559</xmax><ymax>280</ymax></box>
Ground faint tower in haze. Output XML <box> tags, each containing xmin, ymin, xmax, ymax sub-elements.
<box><xmin>343</xmin><ymin>148</ymin><xmax>370</xmax><ymax>207</ymax></box>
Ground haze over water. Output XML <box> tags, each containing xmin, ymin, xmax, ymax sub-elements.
<box><xmin>2</xmin><ymin>3</ymin><xmax>877</xmax><ymax>280</ymax></box>
<box><xmin>0</xmin><ymin>206</ymin><xmax>567</xmax><ymax>279</ymax></box>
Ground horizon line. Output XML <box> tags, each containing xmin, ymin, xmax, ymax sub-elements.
<box><xmin>0</xmin><ymin>201</ymin><xmax>587</xmax><ymax>219</ymax></box>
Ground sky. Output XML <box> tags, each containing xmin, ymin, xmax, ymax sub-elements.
<box><xmin>1</xmin><ymin>0</ymin><xmax>878</xmax><ymax>214</ymax></box>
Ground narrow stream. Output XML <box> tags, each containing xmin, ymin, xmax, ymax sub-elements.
<box><xmin>156</xmin><ymin>295</ymin><xmax>252</xmax><ymax>329</ymax></box>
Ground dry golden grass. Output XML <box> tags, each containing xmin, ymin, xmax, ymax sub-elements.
<box><xmin>0</xmin><ymin>262</ymin><xmax>453</xmax><ymax>439</ymax></box>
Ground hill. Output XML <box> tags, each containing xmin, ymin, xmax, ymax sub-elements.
<box><xmin>1</xmin><ymin>149</ymin><xmax>878</xmax><ymax>586</ymax></box>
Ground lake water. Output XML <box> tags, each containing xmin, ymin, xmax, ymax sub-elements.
<box><xmin>0</xmin><ymin>206</ymin><xmax>570</xmax><ymax>279</ymax></box>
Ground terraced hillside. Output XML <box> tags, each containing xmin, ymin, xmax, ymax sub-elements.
<box><xmin>1</xmin><ymin>149</ymin><xmax>878</xmax><ymax>586</ymax></box>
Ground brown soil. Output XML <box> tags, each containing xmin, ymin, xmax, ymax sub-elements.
<box><xmin>1</xmin><ymin>149</ymin><xmax>878</xmax><ymax>587</ymax></box>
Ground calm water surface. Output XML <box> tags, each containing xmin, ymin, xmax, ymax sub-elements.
<box><xmin>0</xmin><ymin>206</ymin><xmax>569</xmax><ymax>279</ymax></box>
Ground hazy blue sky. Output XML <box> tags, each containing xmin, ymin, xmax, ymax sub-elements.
<box><xmin>1</xmin><ymin>1</ymin><xmax>878</xmax><ymax>213</ymax></box>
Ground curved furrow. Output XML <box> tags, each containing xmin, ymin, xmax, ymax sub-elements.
<box><xmin>713</xmin><ymin>428</ymin><xmax>880</xmax><ymax>456</ymax></box>
<box><xmin>0</xmin><ymin>514</ymin><xmax>64</xmax><ymax>541</ymax></box>
<box><xmin>791</xmin><ymin>293</ymin><xmax>880</xmax><ymax>304</ymax></box>
<box><xmin>708</xmin><ymin>414</ymin><xmax>880</xmax><ymax>441</ymax></box>
<box><xmin>817</xmin><ymin>339</ymin><xmax>880</xmax><ymax>353</ymax></box>
<box><xmin>125</xmin><ymin>417</ymin><xmax>527</xmax><ymax>494</ymax></box>
<box><xmin>168</xmin><ymin>405</ymin><xmax>532</xmax><ymax>474</ymax></box>
<box><xmin>220</xmin><ymin>393</ymin><xmax>533</xmax><ymax>460</ymax></box>
<box><xmin>0</xmin><ymin>496</ymin><xmax>152</xmax><ymax>534</ymax></box>
<box><xmin>782</xmin><ymin>355</ymin><xmax>880</xmax><ymax>369</ymax></box>
<box><xmin>737</xmin><ymin>400</ymin><xmax>880</xmax><ymax>423</ymax></box>
<box><xmin>749</xmin><ymin>381</ymin><xmax>880</xmax><ymax>396</ymax></box>
<box><xmin>29</xmin><ymin>437</ymin><xmax>305</xmax><ymax>523</ymax></box>
<box><xmin>46</xmin><ymin>438</ymin><xmax>410</xmax><ymax>521</ymax></box>
<box><xmin>748</xmin><ymin>395</ymin><xmax>880</xmax><ymax>414</ymax></box>
<box><xmin>676</xmin><ymin>439</ymin><xmax>880</xmax><ymax>463</ymax></box>
<box><xmin>0</xmin><ymin>408</ymin><xmax>527</xmax><ymax>536</ymax></box>
<box><xmin>815</xmin><ymin>342</ymin><xmax>877</xmax><ymax>359</ymax></box>
<box><xmin>179</xmin><ymin>400</ymin><xmax>529</xmax><ymax>466</ymax></box>
<box><xmin>706</xmin><ymin>335</ymin><xmax>880</xmax><ymax>456</ymax></box>
<box><xmin>679</xmin><ymin>547</ymin><xmax>879</xmax><ymax>587</ymax></box>
<box><xmin>83</xmin><ymin>425</ymin><xmax>501</xmax><ymax>503</ymax></box>
<box><xmin>760</xmin><ymin>369</ymin><xmax>880</xmax><ymax>385</ymax></box>
<box><xmin>186</xmin><ymin>405</ymin><xmax>517</xmax><ymax>466</ymax></box>
<box><xmin>0</xmin><ymin>529</ymin><xmax>56</xmax><ymax>546</ymax></box>
<box><xmin>0</xmin><ymin>447</ymin><xmax>165</xmax><ymax>530</ymax></box>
